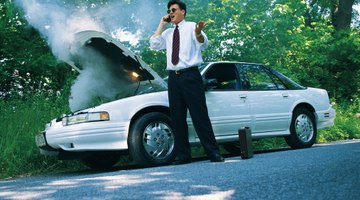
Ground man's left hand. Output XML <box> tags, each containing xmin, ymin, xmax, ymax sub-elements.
<box><xmin>195</xmin><ymin>21</ymin><xmax>207</xmax><ymax>34</ymax></box>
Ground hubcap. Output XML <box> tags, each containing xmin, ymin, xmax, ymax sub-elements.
<box><xmin>142</xmin><ymin>122</ymin><xmax>174</xmax><ymax>159</ymax></box>
<box><xmin>295</xmin><ymin>114</ymin><xmax>314</xmax><ymax>143</ymax></box>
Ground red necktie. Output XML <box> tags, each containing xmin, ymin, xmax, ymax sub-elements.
<box><xmin>172</xmin><ymin>26</ymin><xmax>179</xmax><ymax>65</ymax></box>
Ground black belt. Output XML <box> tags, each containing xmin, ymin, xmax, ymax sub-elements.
<box><xmin>169</xmin><ymin>66</ymin><xmax>198</xmax><ymax>75</ymax></box>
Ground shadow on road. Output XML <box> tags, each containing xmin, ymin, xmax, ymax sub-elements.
<box><xmin>54</xmin><ymin>146</ymin><xmax>296</xmax><ymax>177</ymax></box>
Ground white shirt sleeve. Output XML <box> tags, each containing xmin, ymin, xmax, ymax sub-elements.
<box><xmin>150</xmin><ymin>34</ymin><xmax>166</xmax><ymax>50</ymax></box>
<box><xmin>194</xmin><ymin>30</ymin><xmax>209</xmax><ymax>50</ymax></box>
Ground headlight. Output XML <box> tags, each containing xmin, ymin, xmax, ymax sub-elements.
<box><xmin>62</xmin><ymin>111</ymin><xmax>110</xmax><ymax>126</ymax></box>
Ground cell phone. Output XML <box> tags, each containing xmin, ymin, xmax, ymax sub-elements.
<box><xmin>165</xmin><ymin>15</ymin><xmax>171</xmax><ymax>22</ymax></box>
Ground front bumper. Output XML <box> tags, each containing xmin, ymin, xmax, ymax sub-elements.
<box><xmin>35</xmin><ymin>134</ymin><xmax>127</xmax><ymax>159</ymax></box>
<box><xmin>35</xmin><ymin>131</ymin><xmax>60</xmax><ymax>156</ymax></box>
<box><xmin>36</xmin><ymin>119</ymin><xmax>130</xmax><ymax>154</ymax></box>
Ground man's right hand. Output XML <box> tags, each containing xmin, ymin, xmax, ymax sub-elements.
<box><xmin>152</xmin><ymin>15</ymin><xmax>170</xmax><ymax>38</ymax></box>
<box><xmin>161</xmin><ymin>15</ymin><xmax>171</xmax><ymax>25</ymax></box>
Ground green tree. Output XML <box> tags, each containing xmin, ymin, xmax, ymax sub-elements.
<box><xmin>1</xmin><ymin>0</ymin><xmax>359</xmax><ymax>100</ymax></box>
<box><xmin>0</xmin><ymin>1</ymin><xmax>71</xmax><ymax>100</ymax></box>
<box><xmin>305</xmin><ymin>0</ymin><xmax>359</xmax><ymax>30</ymax></box>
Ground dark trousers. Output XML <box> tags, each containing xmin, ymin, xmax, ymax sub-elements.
<box><xmin>168</xmin><ymin>68</ymin><xmax>220</xmax><ymax>160</ymax></box>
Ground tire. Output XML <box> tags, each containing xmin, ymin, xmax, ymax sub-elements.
<box><xmin>82</xmin><ymin>151</ymin><xmax>121</xmax><ymax>170</ymax></box>
<box><xmin>285</xmin><ymin>108</ymin><xmax>317</xmax><ymax>149</ymax></box>
<box><xmin>128</xmin><ymin>112</ymin><xmax>175</xmax><ymax>167</ymax></box>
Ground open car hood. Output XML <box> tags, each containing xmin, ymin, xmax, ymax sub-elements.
<box><xmin>66</xmin><ymin>30</ymin><xmax>167</xmax><ymax>111</ymax></box>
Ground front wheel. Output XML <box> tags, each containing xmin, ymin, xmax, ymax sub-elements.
<box><xmin>285</xmin><ymin>108</ymin><xmax>317</xmax><ymax>149</ymax></box>
<box><xmin>128</xmin><ymin>112</ymin><xmax>175</xmax><ymax>167</ymax></box>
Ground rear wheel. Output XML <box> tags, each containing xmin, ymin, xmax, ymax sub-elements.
<box><xmin>285</xmin><ymin>108</ymin><xmax>316</xmax><ymax>149</ymax></box>
<box><xmin>128</xmin><ymin>112</ymin><xmax>175</xmax><ymax>166</ymax></box>
<box><xmin>82</xmin><ymin>152</ymin><xmax>122</xmax><ymax>170</ymax></box>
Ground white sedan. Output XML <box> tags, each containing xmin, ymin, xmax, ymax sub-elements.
<box><xmin>35</xmin><ymin>30</ymin><xmax>335</xmax><ymax>169</ymax></box>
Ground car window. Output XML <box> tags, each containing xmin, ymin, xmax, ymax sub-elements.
<box><xmin>268</xmin><ymin>72</ymin><xmax>287</xmax><ymax>89</ymax></box>
<box><xmin>239</xmin><ymin>65</ymin><xmax>286</xmax><ymax>90</ymax></box>
<box><xmin>204</xmin><ymin>63</ymin><xmax>240</xmax><ymax>91</ymax></box>
<box><xmin>271</xmin><ymin>69</ymin><xmax>306</xmax><ymax>90</ymax></box>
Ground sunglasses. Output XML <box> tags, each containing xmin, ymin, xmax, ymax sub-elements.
<box><xmin>167</xmin><ymin>8</ymin><xmax>178</xmax><ymax>14</ymax></box>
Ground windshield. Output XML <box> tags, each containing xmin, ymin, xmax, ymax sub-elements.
<box><xmin>199</xmin><ymin>62</ymin><xmax>209</xmax><ymax>72</ymax></box>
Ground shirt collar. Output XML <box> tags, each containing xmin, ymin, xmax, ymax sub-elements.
<box><xmin>175</xmin><ymin>20</ymin><xmax>186</xmax><ymax>29</ymax></box>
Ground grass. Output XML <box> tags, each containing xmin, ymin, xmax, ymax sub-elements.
<box><xmin>317</xmin><ymin>99</ymin><xmax>360</xmax><ymax>142</ymax></box>
<box><xmin>0</xmin><ymin>96</ymin><xmax>359</xmax><ymax>180</ymax></box>
<box><xmin>0</xmin><ymin>94</ymin><xmax>77</xmax><ymax>179</ymax></box>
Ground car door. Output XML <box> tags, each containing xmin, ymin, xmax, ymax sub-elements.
<box><xmin>238</xmin><ymin>64</ymin><xmax>293</xmax><ymax>135</ymax></box>
<box><xmin>196</xmin><ymin>63</ymin><xmax>252</xmax><ymax>139</ymax></box>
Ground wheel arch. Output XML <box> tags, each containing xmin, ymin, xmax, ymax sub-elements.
<box><xmin>128</xmin><ymin>106</ymin><xmax>171</xmax><ymax>137</ymax></box>
<box><xmin>293</xmin><ymin>103</ymin><xmax>316</xmax><ymax>118</ymax></box>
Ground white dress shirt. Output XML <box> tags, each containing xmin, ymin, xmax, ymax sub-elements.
<box><xmin>150</xmin><ymin>20</ymin><xmax>209</xmax><ymax>70</ymax></box>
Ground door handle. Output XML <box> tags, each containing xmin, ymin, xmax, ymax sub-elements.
<box><xmin>239</xmin><ymin>94</ymin><xmax>247</xmax><ymax>99</ymax></box>
<box><xmin>282</xmin><ymin>93</ymin><xmax>289</xmax><ymax>98</ymax></box>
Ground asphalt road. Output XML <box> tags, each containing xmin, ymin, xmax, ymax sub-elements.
<box><xmin>0</xmin><ymin>140</ymin><xmax>359</xmax><ymax>200</ymax></box>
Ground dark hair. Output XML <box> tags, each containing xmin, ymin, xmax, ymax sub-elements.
<box><xmin>168</xmin><ymin>0</ymin><xmax>186</xmax><ymax>16</ymax></box>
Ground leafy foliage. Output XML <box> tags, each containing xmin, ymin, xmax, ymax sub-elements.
<box><xmin>0</xmin><ymin>1</ymin><xmax>72</xmax><ymax>100</ymax></box>
<box><xmin>318</xmin><ymin>98</ymin><xmax>360</xmax><ymax>142</ymax></box>
<box><xmin>0</xmin><ymin>75</ymin><xmax>74</xmax><ymax>178</ymax></box>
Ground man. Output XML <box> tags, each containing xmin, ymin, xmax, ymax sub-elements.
<box><xmin>150</xmin><ymin>0</ymin><xmax>224</xmax><ymax>164</ymax></box>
